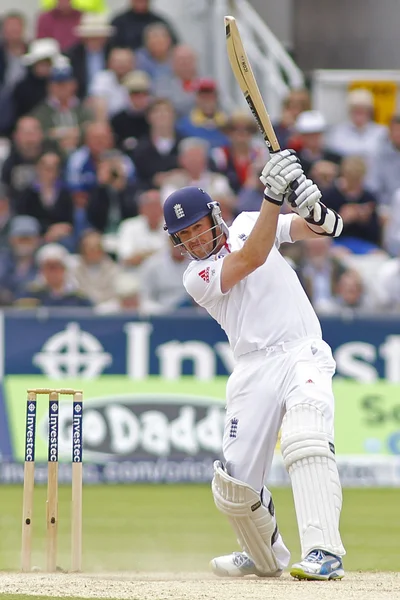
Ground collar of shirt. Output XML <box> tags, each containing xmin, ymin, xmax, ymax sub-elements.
<box><xmin>47</xmin><ymin>95</ymin><xmax>79</xmax><ymax>110</ymax></box>
<box><xmin>153</xmin><ymin>136</ymin><xmax>175</xmax><ymax>154</ymax></box>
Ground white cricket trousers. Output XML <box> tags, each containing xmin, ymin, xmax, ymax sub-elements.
<box><xmin>223</xmin><ymin>336</ymin><xmax>336</xmax><ymax>491</ymax></box>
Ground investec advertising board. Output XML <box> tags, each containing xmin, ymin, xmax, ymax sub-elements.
<box><xmin>0</xmin><ymin>312</ymin><xmax>400</xmax><ymax>485</ymax></box>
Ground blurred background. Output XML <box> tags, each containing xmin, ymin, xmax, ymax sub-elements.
<box><xmin>0</xmin><ymin>0</ymin><xmax>400</xmax><ymax>573</ymax></box>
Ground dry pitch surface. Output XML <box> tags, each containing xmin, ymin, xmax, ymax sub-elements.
<box><xmin>1</xmin><ymin>572</ymin><xmax>400</xmax><ymax>600</ymax></box>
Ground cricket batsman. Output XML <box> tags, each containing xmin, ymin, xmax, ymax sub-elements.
<box><xmin>163</xmin><ymin>149</ymin><xmax>346</xmax><ymax>580</ymax></box>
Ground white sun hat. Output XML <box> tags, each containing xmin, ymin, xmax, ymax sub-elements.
<box><xmin>23</xmin><ymin>38</ymin><xmax>60</xmax><ymax>66</ymax></box>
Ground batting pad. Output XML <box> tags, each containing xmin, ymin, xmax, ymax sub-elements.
<box><xmin>212</xmin><ymin>461</ymin><xmax>288</xmax><ymax>575</ymax></box>
<box><xmin>281</xmin><ymin>404</ymin><xmax>346</xmax><ymax>558</ymax></box>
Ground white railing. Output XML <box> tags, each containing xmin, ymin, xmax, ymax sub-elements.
<box><xmin>209</xmin><ymin>0</ymin><xmax>304</xmax><ymax>119</ymax></box>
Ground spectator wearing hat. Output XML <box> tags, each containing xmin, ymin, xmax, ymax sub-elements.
<box><xmin>176</xmin><ymin>79</ymin><xmax>228</xmax><ymax>149</ymax></box>
<box><xmin>131</xmin><ymin>98</ymin><xmax>182</xmax><ymax>190</ymax></box>
<box><xmin>67</xmin><ymin>13</ymin><xmax>114</xmax><ymax>99</ymax></box>
<box><xmin>1</xmin><ymin>116</ymin><xmax>58</xmax><ymax>205</ymax></box>
<box><xmin>211</xmin><ymin>109</ymin><xmax>268</xmax><ymax>193</ymax></box>
<box><xmin>111</xmin><ymin>0</ymin><xmax>178</xmax><ymax>52</ymax></box>
<box><xmin>16</xmin><ymin>151</ymin><xmax>73</xmax><ymax>242</ymax></box>
<box><xmin>294</xmin><ymin>110</ymin><xmax>341</xmax><ymax>177</ymax></box>
<box><xmin>88</xmin><ymin>47</ymin><xmax>135</xmax><ymax>119</ymax></box>
<box><xmin>153</xmin><ymin>44</ymin><xmax>198</xmax><ymax>118</ymax></box>
<box><xmin>326</xmin><ymin>88</ymin><xmax>386</xmax><ymax>162</ymax></box>
<box><xmin>32</xmin><ymin>56</ymin><xmax>94</xmax><ymax>155</ymax></box>
<box><xmin>135</xmin><ymin>23</ymin><xmax>173</xmax><ymax>82</ymax></box>
<box><xmin>12</xmin><ymin>38</ymin><xmax>60</xmax><ymax>125</ymax></box>
<box><xmin>0</xmin><ymin>215</ymin><xmax>41</xmax><ymax>304</ymax></box>
<box><xmin>0</xmin><ymin>13</ymin><xmax>28</xmax><ymax>135</ymax></box>
<box><xmin>16</xmin><ymin>242</ymin><xmax>92</xmax><ymax>307</ymax></box>
<box><xmin>111</xmin><ymin>70</ymin><xmax>151</xmax><ymax>151</ymax></box>
<box><xmin>36</xmin><ymin>0</ymin><xmax>82</xmax><ymax>52</ymax></box>
<box><xmin>70</xmin><ymin>229</ymin><xmax>122</xmax><ymax>306</ymax></box>
<box><xmin>96</xmin><ymin>271</ymin><xmax>141</xmax><ymax>314</ymax></box>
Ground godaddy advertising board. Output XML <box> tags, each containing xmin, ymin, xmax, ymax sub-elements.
<box><xmin>1</xmin><ymin>375</ymin><xmax>400</xmax><ymax>486</ymax></box>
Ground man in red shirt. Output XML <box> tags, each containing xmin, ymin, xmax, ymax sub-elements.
<box><xmin>36</xmin><ymin>0</ymin><xmax>81</xmax><ymax>52</ymax></box>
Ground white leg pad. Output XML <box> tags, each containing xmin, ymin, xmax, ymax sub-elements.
<box><xmin>281</xmin><ymin>404</ymin><xmax>346</xmax><ymax>558</ymax></box>
<box><xmin>212</xmin><ymin>461</ymin><xmax>288</xmax><ymax>574</ymax></box>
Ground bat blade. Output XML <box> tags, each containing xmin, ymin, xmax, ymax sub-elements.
<box><xmin>225</xmin><ymin>15</ymin><xmax>280</xmax><ymax>152</ymax></box>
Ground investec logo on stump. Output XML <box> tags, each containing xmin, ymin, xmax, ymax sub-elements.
<box><xmin>25</xmin><ymin>402</ymin><xmax>37</xmax><ymax>462</ymax></box>
<box><xmin>48</xmin><ymin>402</ymin><xmax>59</xmax><ymax>462</ymax></box>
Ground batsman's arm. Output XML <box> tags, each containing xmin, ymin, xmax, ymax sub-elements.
<box><xmin>290</xmin><ymin>204</ymin><xmax>343</xmax><ymax>241</ymax></box>
<box><xmin>220</xmin><ymin>198</ymin><xmax>281</xmax><ymax>293</ymax></box>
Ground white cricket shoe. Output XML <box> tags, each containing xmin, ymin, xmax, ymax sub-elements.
<box><xmin>210</xmin><ymin>551</ymin><xmax>283</xmax><ymax>578</ymax></box>
<box><xmin>290</xmin><ymin>549</ymin><xmax>345</xmax><ymax>580</ymax></box>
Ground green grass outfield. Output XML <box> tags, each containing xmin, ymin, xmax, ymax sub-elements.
<box><xmin>1</xmin><ymin>485</ymin><xmax>399</xmax><ymax>573</ymax></box>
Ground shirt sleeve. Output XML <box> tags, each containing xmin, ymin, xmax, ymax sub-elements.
<box><xmin>275</xmin><ymin>213</ymin><xmax>295</xmax><ymax>248</ymax></box>
<box><xmin>183</xmin><ymin>258</ymin><xmax>227</xmax><ymax>310</ymax></box>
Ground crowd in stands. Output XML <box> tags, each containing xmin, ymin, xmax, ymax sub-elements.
<box><xmin>0</xmin><ymin>0</ymin><xmax>399</xmax><ymax>315</ymax></box>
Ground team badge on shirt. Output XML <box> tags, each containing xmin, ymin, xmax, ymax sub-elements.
<box><xmin>174</xmin><ymin>203</ymin><xmax>185</xmax><ymax>218</ymax></box>
<box><xmin>229</xmin><ymin>418</ymin><xmax>238</xmax><ymax>438</ymax></box>
<box><xmin>198</xmin><ymin>267</ymin><xmax>210</xmax><ymax>283</ymax></box>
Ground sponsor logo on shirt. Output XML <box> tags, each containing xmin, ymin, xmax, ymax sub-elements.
<box><xmin>199</xmin><ymin>267</ymin><xmax>210</xmax><ymax>283</ymax></box>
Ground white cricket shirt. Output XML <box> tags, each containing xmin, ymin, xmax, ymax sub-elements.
<box><xmin>183</xmin><ymin>212</ymin><xmax>322</xmax><ymax>359</ymax></box>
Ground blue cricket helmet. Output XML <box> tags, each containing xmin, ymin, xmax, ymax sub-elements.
<box><xmin>163</xmin><ymin>186</ymin><xmax>214</xmax><ymax>235</ymax></box>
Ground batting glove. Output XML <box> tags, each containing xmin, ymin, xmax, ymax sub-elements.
<box><xmin>286</xmin><ymin>178</ymin><xmax>322</xmax><ymax>218</ymax></box>
<box><xmin>260</xmin><ymin>149</ymin><xmax>304</xmax><ymax>206</ymax></box>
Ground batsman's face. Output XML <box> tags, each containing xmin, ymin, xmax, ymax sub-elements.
<box><xmin>178</xmin><ymin>216</ymin><xmax>219</xmax><ymax>259</ymax></box>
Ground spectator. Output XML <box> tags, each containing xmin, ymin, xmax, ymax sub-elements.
<box><xmin>1</xmin><ymin>116</ymin><xmax>57</xmax><ymax>204</ymax></box>
<box><xmin>366</xmin><ymin>114</ymin><xmax>400</xmax><ymax>209</ymax></box>
<box><xmin>298</xmin><ymin>237</ymin><xmax>346</xmax><ymax>315</ymax></box>
<box><xmin>111</xmin><ymin>70</ymin><xmax>151</xmax><ymax>152</ymax></box>
<box><xmin>273</xmin><ymin>88</ymin><xmax>311</xmax><ymax>150</ymax></box>
<box><xmin>15</xmin><ymin>242</ymin><xmax>92</xmax><ymax>307</ymax></box>
<box><xmin>17</xmin><ymin>151</ymin><xmax>73</xmax><ymax>241</ymax></box>
<box><xmin>332</xmin><ymin>269</ymin><xmax>372</xmax><ymax>314</ymax></box>
<box><xmin>88</xmin><ymin>47</ymin><xmax>134</xmax><ymax>118</ymax></box>
<box><xmin>177</xmin><ymin>78</ymin><xmax>229</xmax><ymax>148</ymax></box>
<box><xmin>13</xmin><ymin>38</ymin><xmax>60</xmax><ymax>125</ymax></box>
<box><xmin>211</xmin><ymin>109</ymin><xmax>267</xmax><ymax>192</ymax></box>
<box><xmin>68</xmin><ymin>13</ymin><xmax>114</xmax><ymax>99</ymax></box>
<box><xmin>111</xmin><ymin>0</ymin><xmax>178</xmax><ymax>52</ymax></box>
<box><xmin>376</xmin><ymin>255</ymin><xmax>400</xmax><ymax>310</ymax></box>
<box><xmin>0</xmin><ymin>215</ymin><xmax>41</xmax><ymax>304</ymax></box>
<box><xmin>140</xmin><ymin>239</ymin><xmax>191</xmax><ymax>314</ymax></box>
<box><xmin>36</xmin><ymin>0</ymin><xmax>81</xmax><ymax>52</ymax></box>
<box><xmin>323</xmin><ymin>156</ymin><xmax>381</xmax><ymax>254</ymax></box>
<box><xmin>136</xmin><ymin>23</ymin><xmax>173</xmax><ymax>82</ymax></box>
<box><xmin>65</xmin><ymin>121</ymin><xmax>134</xmax><ymax>193</ymax></box>
<box><xmin>70</xmin><ymin>229</ymin><xmax>121</xmax><ymax>306</ymax></box>
<box><xmin>132</xmin><ymin>98</ymin><xmax>181</xmax><ymax>190</ymax></box>
<box><xmin>96</xmin><ymin>271</ymin><xmax>141</xmax><ymax>313</ymax></box>
<box><xmin>32</xmin><ymin>57</ymin><xmax>94</xmax><ymax>156</ymax></box>
<box><xmin>153</xmin><ymin>44</ymin><xmax>198</xmax><ymax>117</ymax></box>
<box><xmin>116</xmin><ymin>188</ymin><xmax>166</xmax><ymax>268</ymax></box>
<box><xmin>162</xmin><ymin>137</ymin><xmax>233</xmax><ymax>200</ymax></box>
<box><xmin>326</xmin><ymin>89</ymin><xmax>386</xmax><ymax>161</ymax></box>
<box><xmin>85</xmin><ymin>148</ymin><xmax>138</xmax><ymax>236</ymax></box>
<box><xmin>308</xmin><ymin>160</ymin><xmax>339</xmax><ymax>193</ymax></box>
<box><xmin>294</xmin><ymin>110</ymin><xmax>341</xmax><ymax>177</ymax></box>
<box><xmin>0</xmin><ymin>13</ymin><xmax>27</xmax><ymax>135</ymax></box>
<box><xmin>0</xmin><ymin>184</ymin><xmax>13</xmax><ymax>250</ymax></box>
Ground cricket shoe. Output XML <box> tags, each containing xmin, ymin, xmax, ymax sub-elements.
<box><xmin>210</xmin><ymin>551</ymin><xmax>282</xmax><ymax>578</ymax></box>
<box><xmin>290</xmin><ymin>549</ymin><xmax>344</xmax><ymax>580</ymax></box>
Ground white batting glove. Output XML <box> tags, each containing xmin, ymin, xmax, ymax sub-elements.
<box><xmin>260</xmin><ymin>149</ymin><xmax>304</xmax><ymax>206</ymax></box>
<box><xmin>286</xmin><ymin>178</ymin><xmax>322</xmax><ymax>218</ymax></box>
<box><xmin>305</xmin><ymin>202</ymin><xmax>343</xmax><ymax>237</ymax></box>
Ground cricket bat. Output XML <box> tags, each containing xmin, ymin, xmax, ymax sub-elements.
<box><xmin>225</xmin><ymin>15</ymin><xmax>280</xmax><ymax>153</ymax></box>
